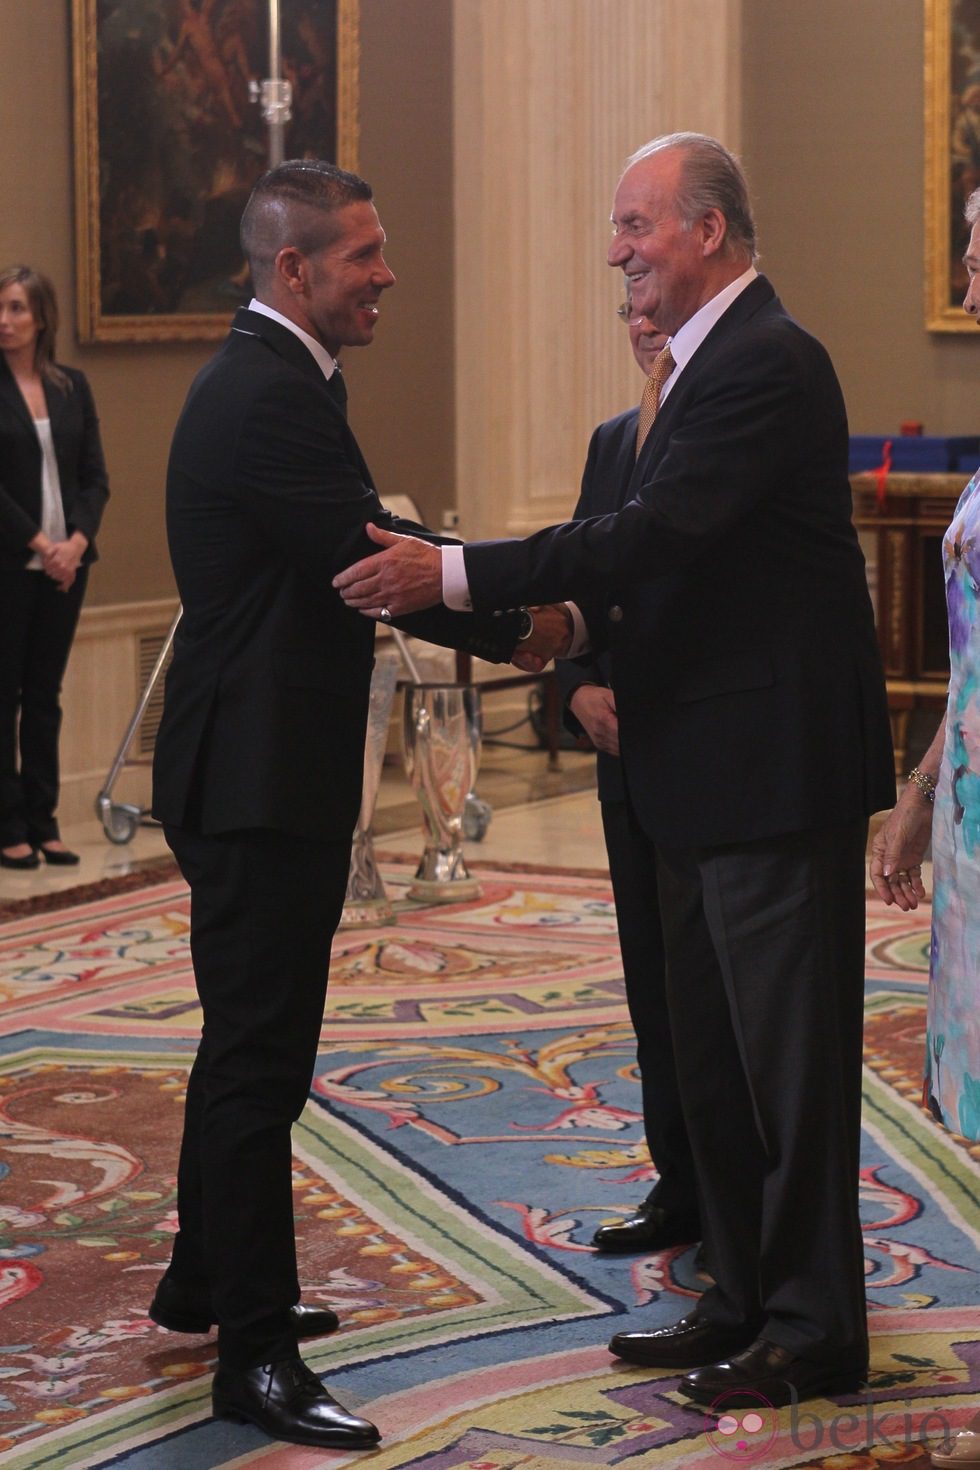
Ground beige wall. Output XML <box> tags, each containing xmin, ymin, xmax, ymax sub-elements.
<box><xmin>5</xmin><ymin>0</ymin><xmax>978</xmax><ymax>608</ymax></box>
<box><xmin>350</xmin><ymin>0</ymin><xmax>454</xmax><ymax>528</ymax></box>
<box><xmin>0</xmin><ymin>0</ymin><xmax>453</xmax><ymax>607</ymax></box>
<box><xmin>742</xmin><ymin>0</ymin><xmax>980</xmax><ymax>436</ymax></box>
<box><xmin>0</xmin><ymin>0</ymin><xmax>204</xmax><ymax>606</ymax></box>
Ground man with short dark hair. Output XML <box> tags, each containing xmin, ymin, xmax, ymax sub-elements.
<box><xmin>150</xmin><ymin>159</ymin><xmax>563</xmax><ymax>1450</ymax></box>
<box><xmin>334</xmin><ymin>132</ymin><xmax>896</xmax><ymax>1408</ymax></box>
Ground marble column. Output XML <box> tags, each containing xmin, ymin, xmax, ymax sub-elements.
<box><xmin>453</xmin><ymin>0</ymin><xmax>743</xmax><ymax>543</ymax></box>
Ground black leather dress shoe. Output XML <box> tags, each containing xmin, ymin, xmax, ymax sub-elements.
<box><xmin>212</xmin><ymin>1355</ymin><xmax>380</xmax><ymax>1448</ymax></box>
<box><xmin>0</xmin><ymin>848</ymin><xmax>39</xmax><ymax>870</ymax></box>
<box><xmin>609</xmin><ymin>1310</ymin><xmax>759</xmax><ymax>1369</ymax></box>
<box><xmin>149</xmin><ymin>1276</ymin><xmax>339</xmax><ymax>1338</ymax></box>
<box><xmin>680</xmin><ymin>1338</ymin><xmax>868</xmax><ymax>1407</ymax></box>
<box><xmin>593</xmin><ymin>1197</ymin><xmax>701</xmax><ymax>1254</ymax></box>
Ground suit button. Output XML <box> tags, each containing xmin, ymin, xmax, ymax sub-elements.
<box><xmin>608</xmin><ymin>605</ymin><xmax>624</xmax><ymax>622</ymax></box>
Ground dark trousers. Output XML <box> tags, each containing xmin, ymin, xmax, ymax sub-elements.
<box><xmin>163</xmin><ymin>824</ymin><xmax>351</xmax><ymax>1369</ymax></box>
<box><xmin>0</xmin><ymin>567</ymin><xmax>87</xmax><ymax>847</ymax></box>
<box><xmin>654</xmin><ymin>819</ymin><xmax>869</xmax><ymax>1363</ymax></box>
<box><xmin>601</xmin><ymin>799</ymin><xmax>698</xmax><ymax>1223</ymax></box>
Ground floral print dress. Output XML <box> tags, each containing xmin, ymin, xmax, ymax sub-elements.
<box><xmin>927</xmin><ymin>469</ymin><xmax>980</xmax><ymax>1140</ymax></box>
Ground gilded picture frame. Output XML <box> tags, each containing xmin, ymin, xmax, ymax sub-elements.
<box><xmin>925</xmin><ymin>0</ymin><xmax>980</xmax><ymax>331</ymax></box>
<box><xmin>71</xmin><ymin>0</ymin><xmax>359</xmax><ymax>343</ymax></box>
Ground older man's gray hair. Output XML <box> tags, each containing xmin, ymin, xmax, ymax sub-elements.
<box><xmin>628</xmin><ymin>132</ymin><xmax>757</xmax><ymax>264</ymax></box>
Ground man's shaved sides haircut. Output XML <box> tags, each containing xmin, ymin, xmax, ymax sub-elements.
<box><xmin>240</xmin><ymin>159</ymin><xmax>373</xmax><ymax>288</ymax></box>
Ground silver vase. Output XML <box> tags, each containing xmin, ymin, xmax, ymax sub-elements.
<box><xmin>402</xmin><ymin>682</ymin><xmax>482</xmax><ymax>903</ymax></box>
<box><xmin>341</xmin><ymin>651</ymin><xmax>401</xmax><ymax>928</ymax></box>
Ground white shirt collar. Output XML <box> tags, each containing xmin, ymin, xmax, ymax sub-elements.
<box><xmin>662</xmin><ymin>266</ymin><xmax>758</xmax><ymax>400</ymax></box>
<box><xmin>246</xmin><ymin>298</ymin><xmax>339</xmax><ymax>382</ymax></box>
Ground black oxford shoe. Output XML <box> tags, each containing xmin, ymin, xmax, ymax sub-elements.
<box><xmin>592</xmin><ymin>1197</ymin><xmax>701</xmax><ymax>1254</ymax></box>
<box><xmin>212</xmin><ymin>1355</ymin><xmax>380</xmax><ymax>1448</ymax></box>
<box><xmin>149</xmin><ymin>1276</ymin><xmax>339</xmax><ymax>1338</ymax></box>
<box><xmin>680</xmin><ymin>1338</ymin><xmax>868</xmax><ymax>1407</ymax></box>
<box><xmin>609</xmin><ymin>1310</ymin><xmax>759</xmax><ymax>1369</ymax></box>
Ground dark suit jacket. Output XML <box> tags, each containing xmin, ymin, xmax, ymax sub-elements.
<box><xmin>554</xmin><ymin>406</ymin><xmax>638</xmax><ymax>804</ymax></box>
<box><xmin>0</xmin><ymin>359</ymin><xmax>109</xmax><ymax>568</ymax></box>
<box><xmin>152</xmin><ymin>307</ymin><xmax>521</xmax><ymax>841</ymax></box>
<box><xmin>465</xmin><ymin>276</ymin><xmax>895</xmax><ymax>847</ymax></box>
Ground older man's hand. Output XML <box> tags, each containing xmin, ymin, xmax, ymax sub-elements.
<box><xmin>334</xmin><ymin>523</ymin><xmax>442</xmax><ymax>616</ymax></box>
<box><xmin>568</xmin><ymin>684</ymin><xmax>619</xmax><ymax>755</ymax></box>
<box><xmin>511</xmin><ymin>604</ymin><xmax>574</xmax><ymax>672</ymax></box>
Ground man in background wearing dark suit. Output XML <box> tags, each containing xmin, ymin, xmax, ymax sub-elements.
<box><xmin>150</xmin><ymin>160</ymin><xmax>566</xmax><ymax>1450</ymax></box>
<box><xmin>556</xmin><ymin>296</ymin><xmax>700</xmax><ymax>1260</ymax></box>
<box><xmin>334</xmin><ymin>133</ymin><xmax>895</xmax><ymax>1408</ymax></box>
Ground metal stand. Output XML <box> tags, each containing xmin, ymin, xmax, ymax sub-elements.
<box><xmin>248</xmin><ymin>0</ymin><xmax>292</xmax><ymax>167</ymax></box>
<box><xmin>340</xmin><ymin>651</ymin><xmax>400</xmax><ymax>928</ymax></box>
<box><xmin>95</xmin><ymin>606</ymin><xmax>182</xmax><ymax>843</ymax></box>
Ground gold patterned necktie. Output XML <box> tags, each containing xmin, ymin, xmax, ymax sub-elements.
<box><xmin>635</xmin><ymin>344</ymin><xmax>675</xmax><ymax>458</ymax></box>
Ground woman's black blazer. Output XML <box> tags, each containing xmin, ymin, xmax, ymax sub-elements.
<box><xmin>0</xmin><ymin>358</ymin><xmax>109</xmax><ymax>570</ymax></box>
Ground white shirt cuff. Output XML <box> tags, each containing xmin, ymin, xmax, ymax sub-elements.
<box><xmin>565</xmin><ymin>601</ymin><xmax>590</xmax><ymax>658</ymax></box>
<box><xmin>442</xmin><ymin>549</ymin><xmax>588</xmax><ymax>657</ymax></box>
<box><xmin>442</xmin><ymin>544</ymin><xmax>473</xmax><ymax>611</ymax></box>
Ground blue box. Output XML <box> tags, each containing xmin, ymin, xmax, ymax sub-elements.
<box><xmin>848</xmin><ymin>436</ymin><xmax>887</xmax><ymax>472</ymax></box>
<box><xmin>848</xmin><ymin>435</ymin><xmax>980</xmax><ymax>474</ymax></box>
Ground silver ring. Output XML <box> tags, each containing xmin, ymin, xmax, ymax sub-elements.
<box><xmin>379</xmin><ymin>606</ymin><xmax>392</xmax><ymax>623</ymax></box>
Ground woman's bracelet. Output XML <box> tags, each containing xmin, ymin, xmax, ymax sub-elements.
<box><xmin>907</xmin><ymin>767</ymin><xmax>937</xmax><ymax>804</ymax></box>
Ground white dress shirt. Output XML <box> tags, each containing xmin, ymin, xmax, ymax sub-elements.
<box><xmin>26</xmin><ymin>418</ymin><xmax>67</xmax><ymax>570</ymax></box>
<box><xmin>244</xmin><ymin>298</ymin><xmax>340</xmax><ymax>383</ymax></box>
<box><xmin>659</xmin><ymin>265</ymin><xmax>757</xmax><ymax>405</ymax></box>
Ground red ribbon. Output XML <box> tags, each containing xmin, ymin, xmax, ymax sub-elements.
<box><xmin>874</xmin><ymin>439</ymin><xmax>892</xmax><ymax>510</ymax></box>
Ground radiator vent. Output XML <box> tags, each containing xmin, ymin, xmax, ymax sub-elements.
<box><xmin>136</xmin><ymin>631</ymin><xmax>174</xmax><ymax>757</ymax></box>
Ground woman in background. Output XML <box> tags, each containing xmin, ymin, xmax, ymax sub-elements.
<box><xmin>0</xmin><ymin>265</ymin><xmax>109</xmax><ymax>869</ymax></box>
<box><xmin>870</xmin><ymin>189</ymin><xmax>980</xmax><ymax>1470</ymax></box>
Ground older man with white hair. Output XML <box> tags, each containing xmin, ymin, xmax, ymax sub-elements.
<box><xmin>335</xmin><ymin>132</ymin><xmax>895</xmax><ymax>1408</ymax></box>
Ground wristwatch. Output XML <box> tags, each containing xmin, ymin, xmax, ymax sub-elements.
<box><xmin>516</xmin><ymin>606</ymin><xmax>534</xmax><ymax>641</ymax></box>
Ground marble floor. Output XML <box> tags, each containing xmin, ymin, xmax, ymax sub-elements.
<box><xmin>0</xmin><ymin>743</ymin><xmax>608</xmax><ymax>905</ymax></box>
<box><xmin>0</xmin><ymin>737</ymin><xmax>920</xmax><ymax>906</ymax></box>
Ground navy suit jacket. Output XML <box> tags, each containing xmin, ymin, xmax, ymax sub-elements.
<box><xmin>554</xmin><ymin>405</ymin><xmax>638</xmax><ymax>804</ymax></box>
<box><xmin>153</xmin><ymin>307</ymin><xmax>521</xmax><ymax>841</ymax></box>
<box><xmin>465</xmin><ymin>276</ymin><xmax>895</xmax><ymax>847</ymax></box>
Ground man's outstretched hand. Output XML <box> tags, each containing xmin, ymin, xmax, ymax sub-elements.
<box><xmin>334</xmin><ymin>526</ymin><xmax>572</xmax><ymax>669</ymax></box>
<box><xmin>333</xmin><ymin>523</ymin><xmax>442</xmax><ymax>616</ymax></box>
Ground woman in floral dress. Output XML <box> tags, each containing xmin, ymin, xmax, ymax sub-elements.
<box><xmin>870</xmin><ymin>189</ymin><xmax>980</xmax><ymax>1470</ymax></box>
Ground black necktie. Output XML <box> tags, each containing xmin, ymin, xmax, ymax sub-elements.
<box><xmin>326</xmin><ymin>367</ymin><xmax>347</xmax><ymax>419</ymax></box>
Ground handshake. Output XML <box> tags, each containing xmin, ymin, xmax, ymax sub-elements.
<box><xmin>512</xmin><ymin>603</ymin><xmax>574</xmax><ymax>673</ymax></box>
<box><xmin>333</xmin><ymin>522</ymin><xmax>575</xmax><ymax>672</ymax></box>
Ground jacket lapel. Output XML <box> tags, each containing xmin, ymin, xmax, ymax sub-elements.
<box><xmin>231</xmin><ymin>307</ymin><xmax>336</xmax><ymax>396</ymax></box>
<box><xmin>42</xmin><ymin>373</ymin><xmax>69</xmax><ymax>432</ymax></box>
<box><xmin>230</xmin><ymin>307</ymin><xmax>375</xmax><ymax>488</ymax></box>
<box><xmin>635</xmin><ymin>274</ymin><xmax>778</xmax><ymax>470</ymax></box>
<box><xmin>0</xmin><ymin>359</ymin><xmax>35</xmax><ymax>432</ymax></box>
<box><xmin>611</xmin><ymin>411</ymin><xmax>641</xmax><ymax>506</ymax></box>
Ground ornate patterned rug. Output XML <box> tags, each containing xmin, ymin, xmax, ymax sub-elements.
<box><xmin>0</xmin><ymin>859</ymin><xmax>976</xmax><ymax>1469</ymax></box>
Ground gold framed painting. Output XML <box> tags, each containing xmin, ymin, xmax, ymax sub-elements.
<box><xmin>71</xmin><ymin>0</ymin><xmax>359</xmax><ymax>343</ymax></box>
<box><xmin>925</xmin><ymin>0</ymin><xmax>980</xmax><ymax>331</ymax></box>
